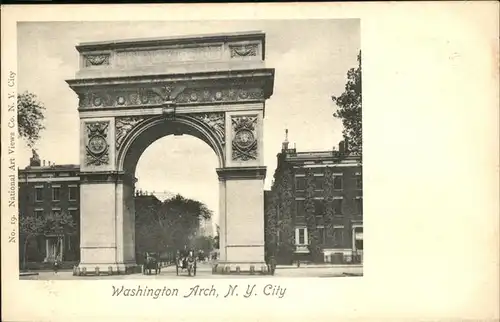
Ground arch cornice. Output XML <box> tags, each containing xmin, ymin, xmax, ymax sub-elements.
<box><xmin>116</xmin><ymin>114</ymin><xmax>225</xmax><ymax>173</ymax></box>
<box><xmin>67</xmin><ymin>69</ymin><xmax>275</xmax><ymax>111</ymax></box>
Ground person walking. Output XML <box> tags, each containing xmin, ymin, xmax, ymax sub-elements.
<box><xmin>269</xmin><ymin>255</ymin><xmax>277</xmax><ymax>276</ymax></box>
<box><xmin>53</xmin><ymin>258</ymin><xmax>60</xmax><ymax>274</ymax></box>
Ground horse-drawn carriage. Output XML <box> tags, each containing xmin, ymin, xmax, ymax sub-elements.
<box><xmin>175</xmin><ymin>250</ymin><xmax>197</xmax><ymax>276</ymax></box>
<box><xmin>142</xmin><ymin>252</ymin><xmax>161</xmax><ymax>275</ymax></box>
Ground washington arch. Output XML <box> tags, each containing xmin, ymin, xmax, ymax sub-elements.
<box><xmin>66</xmin><ymin>32</ymin><xmax>275</xmax><ymax>274</ymax></box>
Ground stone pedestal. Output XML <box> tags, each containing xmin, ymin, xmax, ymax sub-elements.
<box><xmin>215</xmin><ymin>167</ymin><xmax>268</xmax><ymax>274</ymax></box>
<box><xmin>77</xmin><ymin>172</ymin><xmax>137</xmax><ymax>274</ymax></box>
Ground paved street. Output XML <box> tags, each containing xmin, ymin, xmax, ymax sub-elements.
<box><xmin>20</xmin><ymin>262</ymin><xmax>363</xmax><ymax>280</ymax></box>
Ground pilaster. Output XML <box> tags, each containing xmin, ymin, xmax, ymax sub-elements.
<box><xmin>214</xmin><ymin>166</ymin><xmax>268</xmax><ymax>274</ymax></box>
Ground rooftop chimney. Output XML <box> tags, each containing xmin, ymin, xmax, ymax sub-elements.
<box><xmin>339</xmin><ymin>141</ymin><xmax>345</xmax><ymax>153</ymax></box>
<box><xmin>43</xmin><ymin>160</ymin><xmax>46</xmax><ymax>166</ymax></box>
<box><xmin>29</xmin><ymin>149</ymin><xmax>41</xmax><ymax>166</ymax></box>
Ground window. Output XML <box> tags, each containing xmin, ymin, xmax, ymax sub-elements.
<box><xmin>298</xmin><ymin>229</ymin><xmax>305</xmax><ymax>244</ymax></box>
<box><xmin>35</xmin><ymin>187</ymin><xmax>43</xmax><ymax>202</ymax></box>
<box><xmin>295</xmin><ymin>176</ymin><xmax>306</xmax><ymax>191</ymax></box>
<box><xmin>333</xmin><ymin>227</ymin><xmax>344</xmax><ymax>247</ymax></box>
<box><xmin>69</xmin><ymin>209</ymin><xmax>78</xmax><ymax>221</ymax></box>
<box><xmin>296</xmin><ymin>199</ymin><xmax>305</xmax><ymax>217</ymax></box>
<box><xmin>356</xmin><ymin>176</ymin><xmax>363</xmax><ymax>189</ymax></box>
<box><xmin>317</xmin><ymin>227</ymin><xmax>326</xmax><ymax>244</ymax></box>
<box><xmin>52</xmin><ymin>187</ymin><xmax>60</xmax><ymax>201</ymax></box>
<box><xmin>52</xmin><ymin>209</ymin><xmax>61</xmax><ymax>216</ymax></box>
<box><xmin>354</xmin><ymin>227</ymin><xmax>363</xmax><ymax>250</ymax></box>
<box><xmin>333</xmin><ymin>199</ymin><xmax>342</xmax><ymax>215</ymax></box>
<box><xmin>355</xmin><ymin>239</ymin><xmax>363</xmax><ymax>250</ymax></box>
<box><xmin>314</xmin><ymin>199</ymin><xmax>325</xmax><ymax>216</ymax></box>
<box><xmin>314</xmin><ymin>176</ymin><xmax>324</xmax><ymax>190</ymax></box>
<box><xmin>69</xmin><ymin>186</ymin><xmax>78</xmax><ymax>201</ymax></box>
<box><xmin>333</xmin><ymin>175</ymin><xmax>343</xmax><ymax>190</ymax></box>
<box><xmin>356</xmin><ymin>198</ymin><xmax>363</xmax><ymax>214</ymax></box>
<box><xmin>34</xmin><ymin>209</ymin><xmax>43</xmax><ymax>219</ymax></box>
<box><xmin>295</xmin><ymin>227</ymin><xmax>308</xmax><ymax>245</ymax></box>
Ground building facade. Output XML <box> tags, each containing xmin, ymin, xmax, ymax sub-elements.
<box><xmin>18</xmin><ymin>152</ymin><xmax>80</xmax><ymax>265</ymax></box>
<box><xmin>199</xmin><ymin>217</ymin><xmax>214</xmax><ymax>237</ymax></box>
<box><xmin>265</xmin><ymin>132</ymin><xmax>363</xmax><ymax>264</ymax></box>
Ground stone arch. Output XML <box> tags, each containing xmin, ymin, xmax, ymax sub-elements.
<box><xmin>116</xmin><ymin>114</ymin><xmax>225</xmax><ymax>175</ymax></box>
<box><xmin>68</xmin><ymin>31</ymin><xmax>274</xmax><ymax>275</ymax></box>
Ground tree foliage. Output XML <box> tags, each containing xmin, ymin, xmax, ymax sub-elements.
<box><xmin>304</xmin><ymin>169</ymin><xmax>321</xmax><ymax>261</ymax></box>
<box><xmin>277</xmin><ymin>169</ymin><xmax>295</xmax><ymax>262</ymax></box>
<box><xmin>17</xmin><ymin>91</ymin><xmax>46</xmax><ymax>148</ymax></box>
<box><xmin>135</xmin><ymin>194</ymin><xmax>213</xmax><ymax>255</ymax></box>
<box><xmin>323</xmin><ymin>167</ymin><xmax>335</xmax><ymax>240</ymax></box>
<box><xmin>19</xmin><ymin>211</ymin><xmax>77</xmax><ymax>269</ymax></box>
<box><xmin>213</xmin><ymin>224</ymin><xmax>220</xmax><ymax>249</ymax></box>
<box><xmin>265</xmin><ymin>167</ymin><xmax>295</xmax><ymax>264</ymax></box>
<box><xmin>45</xmin><ymin>211</ymin><xmax>77</xmax><ymax>236</ymax></box>
<box><xmin>193</xmin><ymin>235</ymin><xmax>215</xmax><ymax>255</ymax></box>
<box><xmin>332</xmin><ymin>51</ymin><xmax>362</xmax><ymax>154</ymax></box>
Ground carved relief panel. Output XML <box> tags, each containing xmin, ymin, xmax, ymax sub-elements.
<box><xmin>114</xmin><ymin>113</ymin><xmax>226</xmax><ymax>167</ymax></box>
<box><xmin>193</xmin><ymin>113</ymin><xmax>225</xmax><ymax>146</ymax></box>
<box><xmin>83</xmin><ymin>53</ymin><xmax>111</xmax><ymax>67</ymax></box>
<box><xmin>77</xmin><ymin>85</ymin><xmax>264</xmax><ymax>110</ymax></box>
<box><xmin>229</xmin><ymin>43</ymin><xmax>259</xmax><ymax>59</ymax></box>
<box><xmin>115</xmin><ymin>116</ymin><xmax>147</xmax><ymax>150</ymax></box>
<box><xmin>231</xmin><ymin>115</ymin><xmax>258</xmax><ymax>161</ymax></box>
<box><xmin>85</xmin><ymin>121</ymin><xmax>110</xmax><ymax>166</ymax></box>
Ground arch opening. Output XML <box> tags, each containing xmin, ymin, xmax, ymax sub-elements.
<box><xmin>118</xmin><ymin>115</ymin><xmax>225</xmax><ymax>176</ymax></box>
<box><xmin>134</xmin><ymin>134</ymin><xmax>219</xmax><ymax>263</ymax></box>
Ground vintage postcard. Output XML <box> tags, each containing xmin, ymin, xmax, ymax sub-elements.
<box><xmin>1</xmin><ymin>3</ymin><xmax>499</xmax><ymax>322</ymax></box>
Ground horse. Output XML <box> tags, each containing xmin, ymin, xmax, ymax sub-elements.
<box><xmin>186</xmin><ymin>254</ymin><xmax>196</xmax><ymax>276</ymax></box>
<box><xmin>143</xmin><ymin>252</ymin><xmax>160</xmax><ymax>275</ymax></box>
<box><xmin>176</xmin><ymin>250</ymin><xmax>197</xmax><ymax>276</ymax></box>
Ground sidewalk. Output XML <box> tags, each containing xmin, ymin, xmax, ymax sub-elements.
<box><xmin>276</xmin><ymin>263</ymin><xmax>363</xmax><ymax>269</ymax></box>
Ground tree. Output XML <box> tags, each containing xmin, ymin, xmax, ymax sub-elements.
<box><xmin>332</xmin><ymin>51</ymin><xmax>362</xmax><ymax>154</ymax></box>
<box><xmin>45</xmin><ymin>211</ymin><xmax>77</xmax><ymax>236</ymax></box>
<box><xmin>19</xmin><ymin>214</ymin><xmax>45</xmax><ymax>270</ymax></box>
<box><xmin>44</xmin><ymin>211</ymin><xmax>77</xmax><ymax>261</ymax></box>
<box><xmin>323</xmin><ymin>167</ymin><xmax>335</xmax><ymax>243</ymax></box>
<box><xmin>213</xmin><ymin>224</ymin><xmax>220</xmax><ymax>249</ymax></box>
<box><xmin>264</xmin><ymin>190</ymin><xmax>278</xmax><ymax>259</ymax></box>
<box><xmin>194</xmin><ymin>235</ymin><xmax>215</xmax><ymax>255</ymax></box>
<box><xmin>18</xmin><ymin>91</ymin><xmax>46</xmax><ymax>148</ymax></box>
<box><xmin>135</xmin><ymin>194</ymin><xmax>214</xmax><ymax>255</ymax></box>
<box><xmin>19</xmin><ymin>210</ymin><xmax>77</xmax><ymax>269</ymax></box>
<box><xmin>279</xmin><ymin>169</ymin><xmax>296</xmax><ymax>261</ymax></box>
<box><xmin>304</xmin><ymin>169</ymin><xmax>321</xmax><ymax>261</ymax></box>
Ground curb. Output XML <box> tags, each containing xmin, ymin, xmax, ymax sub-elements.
<box><xmin>20</xmin><ymin>272</ymin><xmax>39</xmax><ymax>276</ymax></box>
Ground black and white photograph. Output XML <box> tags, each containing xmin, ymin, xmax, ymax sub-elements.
<box><xmin>15</xmin><ymin>19</ymin><xmax>362</xmax><ymax>280</ymax></box>
<box><xmin>2</xmin><ymin>3</ymin><xmax>498</xmax><ymax>322</ymax></box>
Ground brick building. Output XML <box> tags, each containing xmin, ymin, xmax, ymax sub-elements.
<box><xmin>18</xmin><ymin>151</ymin><xmax>80</xmax><ymax>265</ymax></box>
<box><xmin>18</xmin><ymin>150</ymin><xmax>210</xmax><ymax>268</ymax></box>
<box><xmin>265</xmin><ymin>131</ymin><xmax>363</xmax><ymax>264</ymax></box>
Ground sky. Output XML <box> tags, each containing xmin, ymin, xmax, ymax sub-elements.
<box><xmin>17</xmin><ymin>20</ymin><xmax>360</xmax><ymax>225</ymax></box>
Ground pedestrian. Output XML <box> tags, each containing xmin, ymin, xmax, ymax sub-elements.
<box><xmin>269</xmin><ymin>256</ymin><xmax>277</xmax><ymax>276</ymax></box>
<box><xmin>53</xmin><ymin>259</ymin><xmax>59</xmax><ymax>274</ymax></box>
